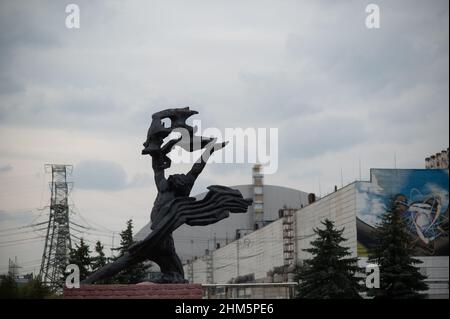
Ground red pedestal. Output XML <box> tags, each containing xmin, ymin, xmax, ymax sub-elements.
<box><xmin>64</xmin><ymin>283</ymin><xmax>203</xmax><ymax>299</ymax></box>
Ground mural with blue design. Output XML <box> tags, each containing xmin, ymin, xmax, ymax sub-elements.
<box><xmin>357</xmin><ymin>169</ymin><xmax>449</xmax><ymax>256</ymax></box>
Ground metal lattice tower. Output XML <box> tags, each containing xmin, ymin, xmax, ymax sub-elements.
<box><xmin>205</xmin><ymin>249</ymin><xmax>214</xmax><ymax>284</ymax></box>
<box><xmin>281</xmin><ymin>208</ymin><xmax>296</xmax><ymax>266</ymax></box>
<box><xmin>39</xmin><ymin>164</ymin><xmax>73</xmax><ymax>290</ymax></box>
<box><xmin>252</xmin><ymin>164</ymin><xmax>264</xmax><ymax>229</ymax></box>
<box><xmin>187</xmin><ymin>260</ymin><xmax>194</xmax><ymax>283</ymax></box>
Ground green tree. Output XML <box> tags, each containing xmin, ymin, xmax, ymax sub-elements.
<box><xmin>19</xmin><ymin>277</ymin><xmax>52</xmax><ymax>299</ymax></box>
<box><xmin>118</xmin><ymin>220</ymin><xmax>134</xmax><ymax>255</ymax></box>
<box><xmin>91</xmin><ymin>240</ymin><xmax>107</xmax><ymax>272</ymax></box>
<box><xmin>296</xmin><ymin>219</ymin><xmax>364</xmax><ymax>299</ymax></box>
<box><xmin>112</xmin><ymin>219</ymin><xmax>150</xmax><ymax>283</ymax></box>
<box><xmin>0</xmin><ymin>275</ymin><xmax>18</xmax><ymax>299</ymax></box>
<box><xmin>368</xmin><ymin>197</ymin><xmax>428</xmax><ymax>299</ymax></box>
<box><xmin>69</xmin><ymin>238</ymin><xmax>92</xmax><ymax>281</ymax></box>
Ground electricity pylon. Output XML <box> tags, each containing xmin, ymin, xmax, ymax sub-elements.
<box><xmin>39</xmin><ymin>164</ymin><xmax>73</xmax><ymax>290</ymax></box>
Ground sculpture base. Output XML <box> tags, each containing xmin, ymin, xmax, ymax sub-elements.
<box><xmin>64</xmin><ymin>283</ymin><xmax>203</xmax><ymax>299</ymax></box>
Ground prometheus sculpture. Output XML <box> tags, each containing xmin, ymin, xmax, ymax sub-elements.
<box><xmin>83</xmin><ymin>107</ymin><xmax>252</xmax><ymax>284</ymax></box>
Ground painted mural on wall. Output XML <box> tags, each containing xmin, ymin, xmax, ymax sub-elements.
<box><xmin>357</xmin><ymin>169</ymin><xmax>449</xmax><ymax>257</ymax></box>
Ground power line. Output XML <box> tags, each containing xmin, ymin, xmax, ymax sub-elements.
<box><xmin>0</xmin><ymin>237</ymin><xmax>45</xmax><ymax>248</ymax></box>
<box><xmin>0</xmin><ymin>236</ymin><xmax>45</xmax><ymax>245</ymax></box>
<box><xmin>0</xmin><ymin>224</ymin><xmax>35</xmax><ymax>233</ymax></box>
<box><xmin>70</xmin><ymin>220</ymin><xmax>90</xmax><ymax>230</ymax></box>
<box><xmin>0</xmin><ymin>227</ymin><xmax>47</xmax><ymax>237</ymax></box>
<box><xmin>69</xmin><ymin>198</ymin><xmax>120</xmax><ymax>233</ymax></box>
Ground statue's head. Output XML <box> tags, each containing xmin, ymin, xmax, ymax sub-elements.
<box><xmin>142</xmin><ymin>107</ymin><xmax>197</xmax><ymax>156</ymax></box>
<box><xmin>142</xmin><ymin>107</ymin><xmax>219</xmax><ymax>170</ymax></box>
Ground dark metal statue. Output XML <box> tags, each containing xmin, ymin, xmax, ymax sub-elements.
<box><xmin>83</xmin><ymin>107</ymin><xmax>252</xmax><ymax>284</ymax></box>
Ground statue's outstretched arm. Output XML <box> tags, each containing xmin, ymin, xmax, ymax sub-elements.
<box><xmin>187</xmin><ymin>141</ymin><xmax>228</xmax><ymax>181</ymax></box>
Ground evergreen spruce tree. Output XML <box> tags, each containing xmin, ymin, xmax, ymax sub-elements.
<box><xmin>368</xmin><ymin>196</ymin><xmax>428</xmax><ymax>299</ymax></box>
<box><xmin>112</xmin><ymin>219</ymin><xmax>150</xmax><ymax>283</ymax></box>
<box><xmin>295</xmin><ymin>219</ymin><xmax>364</xmax><ymax>299</ymax></box>
<box><xmin>68</xmin><ymin>238</ymin><xmax>92</xmax><ymax>281</ymax></box>
<box><xmin>91</xmin><ymin>240</ymin><xmax>107</xmax><ymax>272</ymax></box>
<box><xmin>0</xmin><ymin>275</ymin><xmax>18</xmax><ymax>298</ymax></box>
<box><xmin>19</xmin><ymin>277</ymin><xmax>52</xmax><ymax>299</ymax></box>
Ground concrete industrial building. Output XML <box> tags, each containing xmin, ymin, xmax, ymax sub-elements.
<box><xmin>183</xmin><ymin>168</ymin><xmax>449</xmax><ymax>299</ymax></box>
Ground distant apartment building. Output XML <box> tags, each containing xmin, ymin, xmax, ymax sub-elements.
<box><xmin>426</xmin><ymin>148</ymin><xmax>449</xmax><ymax>169</ymax></box>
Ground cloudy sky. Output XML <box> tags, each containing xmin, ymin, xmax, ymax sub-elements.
<box><xmin>0</xmin><ymin>0</ymin><xmax>448</xmax><ymax>275</ymax></box>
